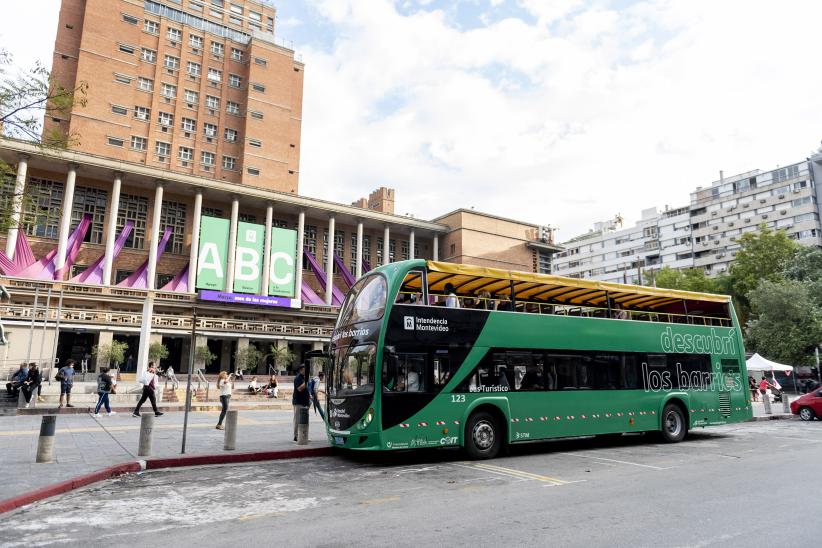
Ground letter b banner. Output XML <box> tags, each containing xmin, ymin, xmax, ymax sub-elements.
<box><xmin>234</xmin><ymin>221</ymin><xmax>264</xmax><ymax>294</ymax></box>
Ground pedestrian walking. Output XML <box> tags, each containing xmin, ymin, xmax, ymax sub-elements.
<box><xmin>93</xmin><ymin>367</ymin><xmax>116</xmax><ymax>417</ymax></box>
<box><xmin>21</xmin><ymin>364</ymin><xmax>42</xmax><ymax>408</ymax></box>
<box><xmin>57</xmin><ymin>359</ymin><xmax>76</xmax><ymax>408</ymax></box>
<box><xmin>216</xmin><ymin>371</ymin><xmax>233</xmax><ymax>430</ymax></box>
<box><xmin>310</xmin><ymin>371</ymin><xmax>326</xmax><ymax>421</ymax></box>
<box><xmin>292</xmin><ymin>364</ymin><xmax>310</xmax><ymax>442</ymax></box>
<box><xmin>132</xmin><ymin>362</ymin><xmax>164</xmax><ymax>417</ymax></box>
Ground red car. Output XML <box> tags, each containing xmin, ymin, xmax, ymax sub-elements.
<box><xmin>790</xmin><ymin>388</ymin><xmax>822</xmax><ymax>421</ymax></box>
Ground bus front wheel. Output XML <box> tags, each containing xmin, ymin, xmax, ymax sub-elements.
<box><xmin>659</xmin><ymin>403</ymin><xmax>687</xmax><ymax>443</ymax></box>
<box><xmin>465</xmin><ymin>411</ymin><xmax>502</xmax><ymax>460</ymax></box>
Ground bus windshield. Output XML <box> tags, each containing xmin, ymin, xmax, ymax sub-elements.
<box><xmin>336</xmin><ymin>274</ymin><xmax>387</xmax><ymax>328</ymax></box>
<box><xmin>331</xmin><ymin>343</ymin><xmax>376</xmax><ymax>397</ymax></box>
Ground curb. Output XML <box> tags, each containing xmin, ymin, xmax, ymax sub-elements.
<box><xmin>0</xmin><ymin>446</ymin><xmax>333</xmax><ymax>516</ymax></box>
<box><xmin>748</xmin><ymin>414</ymin><xmax>797</xmax><ymax>422</ymax></box>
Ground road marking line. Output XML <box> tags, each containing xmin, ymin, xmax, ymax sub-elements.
<box><xmin>458</xmin><ymin>462</ymin><xmax>569</xmax><ymax>485</ymax></box>
<box><xmin>359</xmin><ymin>496</ymin><xmax>401</xmax><ymax>506</ymax></box>
<box><xmin>559</xmin><ymin>452</ymin><xmax>671</xmax><ymax>470</ymax></box>
<box><xmin>238</xmin><ymin>511</ymin><xmax>285</xmax><ymax>521</ymax></box>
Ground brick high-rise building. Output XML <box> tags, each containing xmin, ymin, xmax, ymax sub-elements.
<box><xmin>47</xmin><ymin>0</ymin><xmax>303</xmax><ymax>193</ymax></box>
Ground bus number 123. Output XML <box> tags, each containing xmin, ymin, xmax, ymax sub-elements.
<box><xmin>451</xmin><ymin>394</ymin><xmax>465</xmax><ymax>403</ymax></box>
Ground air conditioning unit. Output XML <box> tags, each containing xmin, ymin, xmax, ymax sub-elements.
<box><xmin>181</xmin><ymin>160</ymin><xmax>189</xmax><ymax>167</ymax></box>
<box><xmin>161</xmin><ymin>126</ymin><xmax>169</xmax><ymax>132</ymax></box>
<box><xmin>208</xmin><ymin>109</ymin><xmax>216</xmax><ymax>115</ymax></box>
<box><xmin>166</xmin><ymin>68</ymin><xmax>175</xmax><ymax>75</ymax></box>
<box><xmin>762</xmin><ymin>214</ymin><xmax>769</xmax><ymax>219</ymax></box>
<box><xmin>169</xmin><ymin>40</ymin><xmax>178</xmax><ymax>47</ymax></box>
<box><xmin>163</xmin><ymin>97</ymin><xmax>171</xmax><ymax>103</ymax></box>
<box><xmin>780</xmin><ymin>210</ymin><xmax>787</xmax><ymax>215</ymax></box>
<box><xmin>186</xmin><ymin>103</ymin><xmax>194</xmax><ymax>109</ymax></box>
<box><xmin>712</xmin><ymin>226</ymin><xmax>719</xmax><ymax>230</ymax></box>
<box><xmin>729</xmin><ymin>222</ymin><xmax>735</xmax><ymax>226</ymax></box>
<box><xmin>711</xmin><ymin>211</ymin><xmax>718</xmax><ymax>216</ymax></box>
<box><xmin>184</xmin><ymin>131</ymin><xmax>192</xmax><ymax>138</ymax></box>
<box><xmin>717</xmin><ymin>253</ymin><xmax>725</xmax><ymax>258</ymax></box>
<box><xmin>189</xmin><ymin>75</ymin><xmax>197</xmax><ymax>81</ymax></box>
<box><xmin>794</xmin><ymin>189</ymin><xmax>801</xmax><ymax>193</ymax></box>
<box><xmin>192</xmin><ymin>48</ymin><xmax>200</xmax><ymax>54</ymax></box>
<box><xmin>743</xmin><ymin>203</ymin><xmax>750</xmax><ymax>208</ymax></box>
<box><xmin>745</xmin><ymin>218</ymin><xmax>751</xmax><ymax>223</ymax></box>
<box><xmin>202</xmin><ymin>165</ymin><xmax>211</xmax><ymax>171</ymax></box>
<box><xmin>206</xmin><ymin>137</ymin><xmax>213</xmax><ymax>143</ymax></box>
<box><xmin>778</xmin><ymin>194</ymin><xmax>785</xmax><ymax>199</ymax></box>
<box><xmin>702</xmin><ymin>241</ymin><xmax>709</xmax><ymax>246</ymax></box>
<box><xmin>158</xmin><ymin>155</ymin><xmax>167</xmax><ymax>162</ymax></box>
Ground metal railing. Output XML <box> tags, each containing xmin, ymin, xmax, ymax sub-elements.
<box><xmin>195</xmin><ymin>368</ymin><xmax>209</xmax><ymax>401</ymax></box>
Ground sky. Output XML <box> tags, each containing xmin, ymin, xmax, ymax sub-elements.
<box><xmin>3</xmin><ymin>0</ymin><xmax>822</xmax><ymax>241</ymax></box>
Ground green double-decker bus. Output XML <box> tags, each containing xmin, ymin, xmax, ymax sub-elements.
<box><xmin>326</xmin><ymin>260</ymin><xmax>751</xmax><ymax>459</ymax></box>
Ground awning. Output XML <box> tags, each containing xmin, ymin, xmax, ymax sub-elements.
<box><xmin>419</xmin><ymin>261</ymin><xmax>730</xmax><ymax>311</ymax></box>
<box><xmin>746</xmin><ymin>353</ymin><xmax>794</xmax><ymax>372</ymax></box>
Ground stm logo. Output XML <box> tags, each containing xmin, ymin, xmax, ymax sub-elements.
<box><xmin>404</xmin><ymin>316</ymin><xmax>415</xmax><ymax>330</ymax></box>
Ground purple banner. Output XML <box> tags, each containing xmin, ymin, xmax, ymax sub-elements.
<box><xmin>199</xmin><ymin>290</ymin><xmax>301</xmax><ymax>308</ymax></box>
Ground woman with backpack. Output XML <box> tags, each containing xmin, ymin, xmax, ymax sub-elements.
<box><xmin>93</xmin><ymin>367</ymin><xmax>116</xmax><ymax>417</ymax></box>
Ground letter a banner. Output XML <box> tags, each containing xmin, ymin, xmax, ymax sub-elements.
<box><xmin>234</xmin><ymin>221</ymin><xmax>265</xmax><ymax>294</ymax></box>
<box><xmin>196</xmin><ymin>216</ymin><xmax>230</xmax><ymax>290</ymax></box>
<box><xmin>268</xmin><ymin>227</ymin><xmax>297</xmax><ymax>297</ymax></box>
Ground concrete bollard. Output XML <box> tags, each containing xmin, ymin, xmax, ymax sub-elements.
<box><xmin>296</xmin><ymin>405</ymin><xmax>309</xmax><ymax>445</ymax></box>
<box><xmin>137</xmin><ymin>413</ymin><xmax>155</xmax><ymax>456</ymax></box>
<box><xmin>36</xmin><ymin>415</ymin><xmax>57</xmax><ymax>463</ymax></box>
<box><xmin>763</xmin><ymin>393</ymin><xmax>772</xmax><ymax>415</ymax></box>
<box><xmin>782</xmin><ymin>395</ymin><xmax>791</xmax><ymax>413</ymax></box>
<box><xmin>224</xmin><ymin>409</ymin><xmax>238</xmax><ymax>451</ymax></box>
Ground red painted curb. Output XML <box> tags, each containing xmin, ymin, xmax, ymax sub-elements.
<box><xmin>0</xmin><ymin>447</ymin><xmax>333</xmax><ymax>515</ymax></box>
<box><xmin>144</xmin><ymin>446</ymin><xmax>333</xmax><ymax>469</ymax></box>
<box><xmin>0</xmin><ymin>462</ymin><xmax>142</xmax><ymax>515</ymax></box>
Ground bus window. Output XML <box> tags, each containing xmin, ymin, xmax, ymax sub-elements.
<box><xmin>331</xmin><ymin>343</ymin><xmax>376</xmax><ymax>397</ymax></box>
<box><xmin>382</xmin><ymin>350</ymin><xmax>426</xmax><ymax>392</ymax></box>
<box><xmin>394</xmin><ymin>270</ymin><xmax>425</xmax><ymax>305</ymax></box>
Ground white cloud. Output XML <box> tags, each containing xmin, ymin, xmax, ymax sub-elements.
<box><xmin>298</xmin><ymin>0</ymin><xmax>822</xmax><ymax>240</ymax></box>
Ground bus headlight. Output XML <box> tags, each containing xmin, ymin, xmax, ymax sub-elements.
<box><xmin>359</xmin><ymin>408</ymin><xmax>374</xmax><ymax>429</ymax></box>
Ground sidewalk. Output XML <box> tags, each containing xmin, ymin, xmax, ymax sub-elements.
<box><xmin>0</xmin><ymin>408</ymin><xmax>329</xmax><ymax>503</ymax></box>
<box><xmin>750</xmin><ymin>397</ymin><xmax>796</xmax><ymax>420</ymax></box>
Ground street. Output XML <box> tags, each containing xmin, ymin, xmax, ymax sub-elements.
<box><xmin>0</xmin><ymin>419</ymin><xmax>818</xmax><ymax>547</ymax></box>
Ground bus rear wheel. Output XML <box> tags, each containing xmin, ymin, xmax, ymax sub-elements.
<box><xmin>465</xmin><ymin>411</ymin><xmax>502</xmax><ymax>460</ymax></box>
<box><xmin>659</xmin><ymin>403</ymin><xmax>687</xmax><ymax>443</ymax></box>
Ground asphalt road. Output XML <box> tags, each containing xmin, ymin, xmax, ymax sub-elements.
<box><xmin>1</xmin><ymin>419</ymin><xmax>819</xmax><ymax>548</ymax></box>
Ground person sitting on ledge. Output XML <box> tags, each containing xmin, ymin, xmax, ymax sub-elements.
<box><xmin>248</xmin><ymin>376</ymin><xmax>261</xmax><ymax>394</ymax></box>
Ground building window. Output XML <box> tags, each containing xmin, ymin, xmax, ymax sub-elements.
<box><xmin>222</xmin><ymin>156</ymin><xmax>236</xmax><ymax>170</ymax></box>
<box><xmin>178</xmin><ymin>146</ymin><xmax>193</xmax><ymax>161</ymax></box>
<box><xmin>70</xmin><ymin>186</ymin><xmax>108</xmax><ymax>244</ymax></box>
<box><xmin>401</xmin><ymin>240</ymin><xmax>409</xmax><ymax>261</ymax></box>
<box><xmin>118</xmin><ymin>43</ymin><xmax>135</xmax><ymax>55</ymax></box>
<box><xmin>167</xmin><ymin>27</ymin><xmax>182</xmax><ymax>42</ymax></box>
<box><xmin>203</xmin><ymin>122</ymin><xmax>217</xmax><ymax>137</ymax></box>
<box><xmin>210</xmin><ymin>41</ymin><xmax>224</xmax><ymax>56</ymax></box>
<box><xmin>231</xmin><ymin>47</ymin><xmax>243</xmax><ymax>61</ymax></box>
<box><xmin>248</xmin><ymin>10</ymin><xmax>261</xmax><ymax>21</ymax></box>
<box><xmin>207</xmin><ymin>68</ymin><xmax>221</xmax><ymax>82</ymax></box>
<box><xmin>253</xmin><ymin>57</ymin><xmax>267</xmax><ymax>66</ymax></box>
<box><xmin>203</xmin><ymin>207</ymin><xmax>223</xmax><ymax>218</ymax></box>
<box><xmin>212</xmin><ymin>0</ymin><xmax>224</xmax><ymax>7</ymax></box>
<box><xmin>201</xmin><ymin>151</ymin><xmax>215</xmax><ymax>166</ymax></box>
<box><xmin>538</xmin><ymin>250</ymin><xmax>552</xmax><ymax>274</ymax></box>
<box><xmin>230</xmin><ymin>3</ymin><xmax>242</xmax><ymax>14</ymax></box>
<box><xmin>158</xmin><ymin>111</ymin><xmax>174</xmax><ymax>126</ymax></box>
<box><xmin>211</xmin><ymin>8</ymin><xmax>223</xmax><ymax>18</ymax></box>
<box><xmin>137</xmin><ymin>77</ymin><xmax>153</xmax><ymax>91</ymax></box>
<box><xmin>377</xmin><ymin>237</ymin><xmax>383</xmax><ymax>264</ymax></box>
<box><xmin>160</xmin><ymin>200</ymin><xmax>187</xmax><ymax>254</ymax></box>
<box><xmin>362</xmin><ymin>235</ymin><xmax>371</xmax><ymax>265</ymax></box>
<box><xmin>239</xmin><ymin>213</ymin><xmax>256</xmax><ymax>223</ymax></box>
<box><xmin>130</xmin><ymin>135</ymin><xmax>147</xmax><ymax>151</ymax></box>
<box><xmin>389</xmin><ymin>239</ymin><xmax>396</xmax><ymax>262</ymax></box>
<box><xmin>189</xmin><ymin>1</ymin><xmax>203</xmax><ymax>12</ymax></box>
<box><xmin>246</xmin><ymin>166</ymin><xmax>259</xmax><ymax>176</ymax></box>
<box><xmin>111</xmin><ymin>104</ymin><xmax>128</xmax><ymax>116</ymax></box>
<box><xmin>107</xmin><ymin>136</ymin><xmax>125</xmax><ymax>147</ymax></box>
<box><xmin>304</xmin><ymin>225</ymin><xmax>317</xmax><ymax>257</ymax></box>
<box><xmin>251</xmin><ymin>82</ymin><xmax>265</xmax><ymax>93</ymax></box>
<box><xmin>206</xmin><ymin>95</ymin><xmax>220</xmax><ymax>109</ymax></box>
<box><xmin>114</xmin><ymin>73</ymin><xmax>132</xmax><ymax>85</ymax></box>
<box><xmin>144</xmin><ymin>20</ymin><xmax>159</xmax><ymax>34</ymax></box>
<box><xmin>189</xmin><ymin>34</ymin><xmax>203</xmax><ymax>48</ymax></box>
<box><xmin>350</xmin><ymin>234</ymin><xmax>358</xmax><ymax>274</ymax></box>
<box><xmin>117</xmin><ymin>193</ymin><xmax>148</xmax><ymax>249</ymax></box>
<box><xmin>228</xmin><ymin>73</ymin><xmax>241</xmax><ymax>87</ymax></box>
<box><xmin>181</xmin><ymin>117</ymin><xmax>196</xmax><ymax>132</ymax></box>
<box><xmin>155</xmin><ymin>141</ymin><xmax>170</xmax><ymax>157</ymax></box>
<box><xmin>122</xmin><ymin>13</ymin><xmax>139</xmax><ymax>25</ymax></box>
<box><xmin>248</xmin><ymin>138</ymin><xmax>261</xmax><ymax>148</ymax></box>
<box><xmin>224</xmin><ymin>127</ymin><xmax>237</xmax><ymax>142</ymax></box>
<box><xmin>23</xmin><ymin>177</ymin><xmax>64</xmax><ymax>239</ymax></box>
<box><xmin>164</xmin><ymin>55</ymin><xmax>180</xmax><ymax>70</ymax></box>
<box><xmin>249</xmin><ymin>110</ymin><xmax>263</xmax><ymax>120</ymax></box>
<box><xmin>184</xmin><ymin>89</ymin><xmax>199</xmax><ymax>104</ymax></box>
<box><xmin>161</xmin><ymin>83</ymin><xmax>177</xmax><ymax>98</ymax></box>
<box><xmin>141</xmin><ymin>48</ymin><xmax>156</xmax><ymax>63</ymax></box>
<box><xmin>187</xmin><ymin>61</ymin><xmax>201</xmax><ymax>76</ymax></box>
<box><xmin>226</xmin><ymin>101</ymin><xmax>240</xmax><ymax>115</ymax></box>
<box><xmin>134</xmin><ymin>105</ymin><xmax>151</xmax><ymax>120</ymax></box>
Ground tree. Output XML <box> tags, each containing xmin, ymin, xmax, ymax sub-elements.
<box><xmin>193</xmin><ymin>345</ymin><xmax>216</xmax><ymax>369</ymax></box>
<box><xmin>92</xmin><ymin>340</ymin><xmax>129</xmax><ymax>370</ymax></box>
<box><xmin>148</xmin><ymin>342</ymin><xmax>169</xmax><ymax>364</ymax></box>
<box><xmin>269</xmin><ymin>344</ymin><xmax>296</xmax><ymax>373</ymax></box>
<box><xmin>235</xmin><ymin>345</ymin><xmax>264</xmax><ymax>374</ymax></box>
<box><xmin>651</xmin><ymin>267</ymin><xmax>724</xmax><ymax>294</ymax></box>
<box><xmin>746</xmin><ymin>280</ymin><xmax>822</xmax><ymax>367</ymax></box>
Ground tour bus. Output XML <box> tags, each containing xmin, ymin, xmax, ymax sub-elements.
<box><xmin>326</xmin><ymin>260</ymin><xmax>751</xmax><ymax>459</ymax></box>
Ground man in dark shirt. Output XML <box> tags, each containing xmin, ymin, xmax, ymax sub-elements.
<box><xmin>58</xmin><ymin>360</ymin><xmax>76</xmax><ymax>408</ymax></box>
<box><xmin>292</xmin><ymin>364</ymin><xmax>310</xmax><ymax>442</ymax></box>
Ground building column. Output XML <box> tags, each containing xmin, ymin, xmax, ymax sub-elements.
<box><xmin>355</xmin><ymin>220</ymin><xmax>363</xmax><ymax>279</ymax></box>
<box><xmin>54</xmin><ymin>163</ymin><xmax>79</xmax><ymax>278</ymax></box>
<box><xmin>136</xmin><ymin>292</ymin><xmax>155</xmax><ymax>379</ymax></box>
<box><xmin>260</xmin><ymin>203</ymin><xmax>273</xmax><ymax>296</ymax></box>
<box><xmin>294</xmin><ymin>210</ymin><xmax>305</xmax><ymax>300</ymax></box>
<box><xmin>95</xmin><ymin>331</ymin><xmax>114</xmax><ymax>372</ymax></box>
<box><xmin>188</xmin><ymin>189</ymin><xmax>203</xmax><ymax>292</ymax></box>
<box><xmin>102</xmin><ymin>172</ymin><xmax>123</xmax><ymax>285</ymax></box>
<box><xmin>192</xmin><ymin>334</ymin><xmax>209</xmax><ymax>371</ymax></box>
<box><xmin>433</xmin><ymin>234</ymin><xmax>439</xmax><ymax>261</ymax></box>
<box><xmin>325</xmin><ymin>216</ymin><xmax>335</xmax><ymax>305</ymax></box>
<box><xmin>225</xmin><ymin>196</ymin><xmax>239</xmax><ymax>292</ymax></box>
<box><xmin>4</xmin><ymin>154</ymin><xmax>29</xmax><ymax>259</ymax></box>
<box><xmin>146</xmin><ymin>181</ymin><xmax>164</xmax><ymax>290</ymax></box>
<box><xmin>409</xmin><ymin>229</ymin><xmax>415</xmax><ymax>260</ymax></box>
<box><xmin>383</xmin><ymin>225</ymin><xmax>390</xmax><ymax>266</ymax></box>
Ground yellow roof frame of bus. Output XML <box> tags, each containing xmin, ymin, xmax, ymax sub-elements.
<box><xmin>419</xmin><ymin>261</ymin><xmax>730</xmax><ymax>310</ymax></box>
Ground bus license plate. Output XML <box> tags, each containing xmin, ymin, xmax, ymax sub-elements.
<box><xmin>334</xmin><ymin>436</ymin><xmax>345</xmax><ymax>446</ymax></box>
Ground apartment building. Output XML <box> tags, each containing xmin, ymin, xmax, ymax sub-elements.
<box><xmin>554</xmin><ymin>160</ymin><xmax>822</xmax><ymax>281</ymax></box>
<box><xmin>47</xmin><ymin>0</ymin><xmax>302</xmax><ymax>192</ymax></box>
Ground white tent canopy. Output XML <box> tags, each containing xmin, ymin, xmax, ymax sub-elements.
<box><xmin>746</xmin><ymin>353</ymin><xmax>794</xmax><ymax>372</ymax></box>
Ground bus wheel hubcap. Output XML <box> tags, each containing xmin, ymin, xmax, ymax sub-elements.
<box><xmin>473</xmin><ymin>421</ymin><xmax>495</xmax><ymax>450</ymax></box>
<box><xmin>666</xmin><ymin>412</ymin><xmax>681</xmax><ymax>436</ymax></box>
